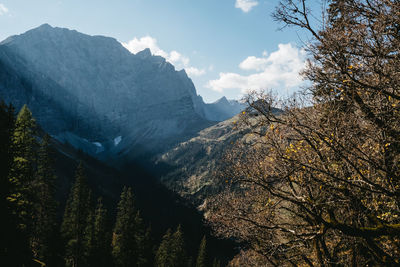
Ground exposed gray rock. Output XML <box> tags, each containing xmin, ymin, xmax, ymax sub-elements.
<box><xmin>0</xmin><ymin>25</ymin><xmax>202</xmax><ymax>159</ymax></box>
<box><xmin>155</xmin><ymin>115</ymin><xmax>246</xmax><ymax>204</ymax></box>
<box><xmin>0</xmin><ymin>24</ymin><xmax>245</xmax><ymax>161</ymax></box>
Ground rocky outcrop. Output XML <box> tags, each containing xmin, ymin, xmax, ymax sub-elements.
<box><xmin>154</xmin><ymin>115</ymin><xmax>246</xmax><ymax>203</ymax></box>
<box><xmin>0</xmin><ymin>24</ymin><xmax>213</xmax><ymax>160</ymax></box>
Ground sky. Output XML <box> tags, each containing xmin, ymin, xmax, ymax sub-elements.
<box><xmin>0</xmin><ymin>0</ymin><xmax>319</xmax><ymax>103</ymax></box>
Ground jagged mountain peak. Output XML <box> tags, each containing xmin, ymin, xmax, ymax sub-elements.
<box><xmin>35</xmin><ymin>23</ymin><xmax>52</xmax><ymax>30</ymax></box>
<box><xmin>178</xmin><ymin>68</ymin><xmax>187</xmax><ymax>76</ymax></box>
<box><xmin>136</xmin><ymin>47</ymin><xmax>152</xmax><ymax>58</ymax></box>
<box><xmin>5</xmin><ymin>23</ymin><xmax>125</xmax><ymax>53</ymax></box>
<box><xmin>214</xmin><ymin>96</ymin><xmax>229</xmax><ymax>105</ymax></box>
<box><xmin>202</xmin><ymin>97</ymin><xmax>246</xmax><ymax>122</ymax></box>
<box><xmin>20</xmin><ymin>23</ymin><xmax>109</xmax><ymax>39</ymax></box>
<box><xmin>0</xmin><ymin>25</ymin><xmax>246</xmax><ymax>162</ymax></box>
<box><xmin>0</xmin><ymin>24</ymin><xmax>218</xmax><ymax>161</ymax></box>
<box><xmin>2</xmin><ymin>24</ymin><xmax>242</xmax><ymax>122</ymax></box>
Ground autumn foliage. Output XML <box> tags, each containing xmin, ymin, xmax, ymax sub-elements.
<box><xmin>208</xmin><ymin>0</ymin><xmax>400</xmax><ymax>265</ymax></box>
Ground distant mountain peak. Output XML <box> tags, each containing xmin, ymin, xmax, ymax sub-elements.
<box><xmin>38</xmin><ymin>23</ymin><xmax>53</xmax><ymax>29</ymax></box>
<box><xmin>202</xmin><ymin>97</ymin><xmax>246</xmax><ymax>121</ymax></box>
<box><xmin>0</xmin><ymin>25</ymin><xmax>246</xmax><ymax>162</ymax></box>
<box><xmin>136</xmin><ymin>48</ymin><xmax>152</xmax><ymax>58</ymax></box>
<box><xmin>214</xmin><ymin>96</ymin><xmax>229</xmax><ymax>105</ymax></box>
<box><xmin>0</xmin><ymin>23</ymin><xmax>57</xmax><ymax>44</ymax></box>
<box><xmin>178</xmin><ymin>69</ymin><xmax>188</xmax><ymax>78</ymax></box>
<box><xmin>30</xmin><ymin>23</ymin><xmax>67</xmax><ymax>34</ymax></box>
<box><xmin>0</xmin><ymin>25</ymin><xmax>218</xmax><ymax>160</ymax></box>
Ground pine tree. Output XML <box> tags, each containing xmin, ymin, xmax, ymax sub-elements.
<box><xmin>170</xmin><ymin>225</ymin><xmax>187</xmax><ymax>267</ymax></box>
<box><xmin>211</xmin><ymin>258</ymin><xmax>221</xmax><ymax>267</ymax></box>
<box><xmin>133</xmin><ymin>211</ymin><xmax>148</xmax><ymax>267</ymax></box>
<box><xmin>31</xmin><ymin>134</ymin><xmax>58</xmax><ymax>264</ymax></box>
<box><xmin>155</xmin><ymin>229</ymin><xmax>172</xmax><ymax>267</ymax></box>
<box><xmin>61</xmin><ymin>162</ymin><xmax>93</xmax><ymax>267</ymax></box>
<box><xmin>84</xmin><ymin>207</ymin><xmax>95</xmax><ymax>265</ymax></box>
<box><xmin>9</xmin><ymin>105</ymin><xmax>38</xmax><ymax>230</ymax></box>
<box><xmin>112</xmin><ymin>186</ymin><xmax>145</xmax><ymax>267</ymax></box>
<box><xmin>195</xmin><ymin>236</ymin><xmax>207</xmax><ymax>267</ymax></box>
<box><xmin>88</xmin><ymin>197</ymin><xmax>111</xmax><ymax>267</ymax></box>
<box><xmin>155</xmin><ymin>226</ymin><xmax>188</xmax><ymax>267</ymax></box>
<box><xmin>141</xmin><ymin>226</ymin><xmax>154</xmax><ymax>267</ymax></box>
<box><xmin>0</xmin><ymin>101</ymin><xmax>24</xmax><ymax>266</ymax></box>
<box><xmin>7</xmin><ymin>104</ymin><xmax>38</xmax><ymax>265</ymax></box>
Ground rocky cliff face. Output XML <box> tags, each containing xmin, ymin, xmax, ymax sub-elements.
<box><xmin>154</xmin><ymin>115</ymin><xmax>247</xmax><ymax>204</ymax></box>
<box><xmin>0</xmin><ymin>24</ymin><xmax>217</xmax><ymax>160</ymax></box>
<box><xmin>155</xmin><ymin>103</ymin><xmax>283</xmax><ymax>205</ymax></box>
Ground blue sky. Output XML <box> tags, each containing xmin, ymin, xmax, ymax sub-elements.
<box><xmin>0</xmin><ymin>0</ymin><xmax>317</xmax><ymax>102</ymax></box>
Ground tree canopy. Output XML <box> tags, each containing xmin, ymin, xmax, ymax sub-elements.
<box><xmin>209</xmin><ymin>0</ymin><xmax>400</xmax><ymax>265</ymax></box>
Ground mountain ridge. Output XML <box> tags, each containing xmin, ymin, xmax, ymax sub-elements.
<box><xmin>0</xmin><ymin>24</ymin><xmax>243</xmax><ymax>162</ymax></box>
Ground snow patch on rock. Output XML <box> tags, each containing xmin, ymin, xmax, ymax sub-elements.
<box><xmin>114</xmin><ymin>136</ymin><xmax>122</xmax><ymax>146</ymax></box>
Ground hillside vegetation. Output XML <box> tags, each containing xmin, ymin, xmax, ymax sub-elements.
<box><xmin>206</xmin><ymin>0</ymin><xmax>400</xmax><ymax>265</ymax></box>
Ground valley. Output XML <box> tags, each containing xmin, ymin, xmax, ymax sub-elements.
<box><xmin>2</xmin><ymin>0</ymin><xmax>399</xmax><ymax>264</ymax></box>
<box><xmin>0</xmin><ymin>24</ymin><xmax>244</xmax><ymax>266</ymax></box>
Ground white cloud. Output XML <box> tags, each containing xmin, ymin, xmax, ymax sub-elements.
<box><xmin>169</xmin><ymin>50</ymin><xmax>189</xmax><ymax>67</ymax></box>
<box><xmin>122</xmin><ymin>36</ymin><xmax>168</xmax><ymax>58</ymax></box>
<box><xmin>0</xmin><ymin>3</ymin><xmax>9</xmax><ymax>15</ymax></box>
<box><xmin>207</xmin><ymin>43</ymin><xmax>306</xmax><ymax>93</ymax></box>
<box><xmin>235</xmin><ymin>0</ymin><xmax>258</xmax><ymax>13</ymax></box>
<box><xmin>239</xmin><ymin>56</ymin><xmax>268</xmax><ymax>71</ymax></box>
<box><xmin>122</xmin><ymin>36</ymin><xmax>205</xmax><ymax>77</ymax></box>
<box><xmin>186</xmin><ymin>67</ymin><xmax>206</xmax><ymax>77</ymax></box>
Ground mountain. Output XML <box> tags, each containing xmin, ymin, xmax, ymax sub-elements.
<box><xmin>4</xmin><ymin>116</ymin><xmax>235</xmax><ymax>264</ymax></box>
<box><xmin>0</xmin><ymin>22</ymin><xmax>253</xmax><ymax>217</ymax></box>
<box><xmin>191</xmin><ymin>95</ymin><xmax>246</xmax><ymax>122</ymax></box>
<box><xmin>0</xmin><ymin>24</ymin><xmax>244</xmax><ymax>264</ymax></box>
<box><xmin>154</xmin><ymin>114</ymin><xmax>247</xmax><ymax>204</ymax></box>
<box><xmin>204</xmin><ymin>96</ymin><xmax>245</xmax><ymax>121</ymax></box>
<box><xmin>51</xmin><ymin>133</ymin><xmax>235</xmax><ymax>260</ymax></box>
<box><xmin>0</xmin><ymin>24</ymin><xmax>241</xmax><ymax>162</ymax></box>
<box><xmin>155</xmin><ymin>102</ymin><xmax>283</xmax><ymax>206</ymax></box>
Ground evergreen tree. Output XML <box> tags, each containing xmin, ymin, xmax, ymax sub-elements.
<box><xmin>84</xmin><ymin>207</ymin><xmax>95</xmax><ymax>265</ymax></box>
<box><xmin>7</xmin><ymin>104</ymin><xmax>38</xmax><ymax>265</ymax></box>
<box><xmin>112</xmin><ymin>186</ymin><xmax>146</xmax><ymax>267</ymax></box>
<box><xmin>170</xmin><ymin>225</ymin><xmax>187</xmax><ymax>267</ymax></box>
<box><xmin>211</xmin><ymin>258</ymin><xmax>221</xmax><ymax>267</ymax></box>
<box><xmin>155</xmin><ymin>229</ymin><xmax>172</xmax><ymax>267</ymax></box>
<box><xmin>155</xmin><ymin>226</ymin><xmax>188</xmax><ymax>267</ymax></box>
<box><xmin>61</xmin><ymin>162</ymin><xmax>93</xmax><ymax>267</ymax></box>
<box><xmin>88</xmin><ymin>197</ymin><xmax>111</xmax><ymax>267</ymax></box>
<box><xmin>0</xmin><ymin>101</ymin><xmax>24</xmax><ymax>266</ymax></box>
<box><xmin>195</xmin><ymin>236</ymin><xmax>207</xmax><ymax>267</ymax></box>
<box><xmin>142</xmin><ymin>226</ymin><xmax>154</xmax><ymax>267</ymax></box>
<box><xmin>133</xmin><ymin>211</ymin><xmax>148</xmax><ymax>267</ymax></box>
<box><xmin>31</xmin><ymin>134</ymin><xmax>58</xmax><ymax>265</ymax></box>
<box><xmin>9</xmin><ymin>105</ymin><xmax>38</xmax><ymax>230</ymax></box>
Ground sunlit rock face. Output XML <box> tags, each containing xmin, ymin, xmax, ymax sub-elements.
<box><xmin>0</xmin><ymin>24</ymin><xmax>244</xmax><ymax>160</ymax></box>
